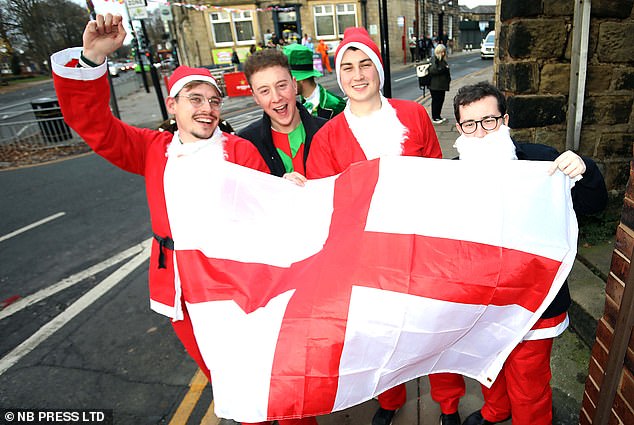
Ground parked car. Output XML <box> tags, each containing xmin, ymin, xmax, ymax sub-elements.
<box><xmin>108</xmin><ymin>62</ymin><xmax>121</xmax><ymax>77</ymax></box>
<box><xmin>160</xmin><ymin>58</ymin><xmax>177</xmax><ymax>70</ymax></box>
<box><xmin>480</xmin><ymin>31</ymin><xmax>495</xmax><ymax>59</ymax></box>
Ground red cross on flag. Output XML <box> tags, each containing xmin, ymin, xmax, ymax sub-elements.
<box><xmin>164</xmin><ymin>154</ymin><xmax>577</xmax><ymax>423</ymax></box>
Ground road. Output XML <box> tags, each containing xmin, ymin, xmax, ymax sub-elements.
<box><xmin>0</xmin><ymin>53</ymin><xmax>494</xmax><ymax>424</ymax></box>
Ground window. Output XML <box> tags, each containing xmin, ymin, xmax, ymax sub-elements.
<box><xmin>314</xmin><ymin>5</ymin><xmax>335</xmax><ymax>37</ymax></box>
<box><xmin>232</xmin><ymin>11</ymin><xmax>255</xmax><ymax>43</ymax></box>
<box><xmin>210</xmin><ymin>10</ymin><xmax>255</xmax><ymax>46</ymax></box>
<box><xmin>313</xmin><ymin>4</ymin><xmax>357</xmax><ymax>38</ymax></box>
<box><xmin>336</xmin><ymin>4</ymin><xmax>357</xmax><ymax>35</ymax></box>
<box><xmin>210</xmin><ymin>12</ymin><xmax>232</xmax><ymax>44</ymax></box>
<box><xmin>427</xmin><ymin>14</ymin><xmax>433</xmax><ymax>38</ymax></box>
<box><xmin>448</xmin><ymin>15</ymin><xmax>453</xmax><ymax>39</ymax></box>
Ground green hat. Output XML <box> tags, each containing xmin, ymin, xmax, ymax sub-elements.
<box><xmin>283</xmin><ymin>43</ymin><xmax>323</xmax><ymax>81</ymax></box>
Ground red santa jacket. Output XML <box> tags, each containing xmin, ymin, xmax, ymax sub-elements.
<box><xmin>306</xmin><ymin>98</ymin><xmax>442</xmax><ymax>178</ymax></box>
<box><xmin>51</xmin><ymin>48</ymin><xmax>268</xmax><ymax>319</ymax></box>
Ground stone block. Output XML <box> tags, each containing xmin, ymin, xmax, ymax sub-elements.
<box><xmin>592</xmin><ymin>0</ymin><xmax>634</xmax><ymax>19</ymax></box>
<box><xmin>614</xmin><ymin>68</ymin><xmax>634</xmax><ymax>91</ymax></box>
<box><xmin>597</xmin><ymin>133</ymin><xmax>634</xmax><ymax>158</ymax></box>
<box><xmin>544</xmin><ymin>0</ymin><xmax>574</xmax><ymax>16</ymax></box>
<box><xmin>509</xmin><ymin>128</ymin><xmax>534</xmax><ymax>144</ymax></box>
<box><xmin>534</xmin><ymin>127</ymin><xmax>566</xmax><ymax>151</ymax></box>
<box><xmin>579</xmin><ymin>130</ymin><xmax>600</xmax><ymax>157</ymax></box>
<box><xmin>604</xmin><ymin>162</ymin><xmax>633</xmax><ymax>191</ymax></box>
<box><xmin>500</xmin><ymin>0</ymin><xmax>542</xmax><ymax>21</ymax></box>
<box><xmin>497</xmin><ymin>61</ymin><xmax>539</xmax><ymax>93</ymax></box>
<box><xmin>507</xmin><ymin>94</ymin><xmax>567</xmax><ymax>128</ymax></box>
<box><xmin>540</xmin><ymin>63</ymin><xmax>571</xmax><ymax>94</ymax></box>
<box><xmin>583</xmin><ymin>96</ymin><xmax>633</xmax><ymax>125</ymax></box>
<box><xmin>586</xmin><ymin>65</ymin><xmax>613</xmax><ymax>93</ymax></box>
<box><xmin>597</xmin><ymin>22</ymin><xmax>634</xmax><ymax>63</ymax></box>
<box><xmin>506</xmin><ymin>20</ymin><xmax>569</xmax><ymax>59</ymax></box>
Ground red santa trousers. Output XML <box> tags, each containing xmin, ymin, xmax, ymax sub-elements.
<box><xmin>480</xmin><ymin>338</ymin><xmax>554</xmax><ymax>424</ymax></box>
<box><xmin>429</xmin><ymin>373</ymin><xmax>466</xmax><ymax>414</ymax></box>
<box><xmin>429</xmin><ymin>339</ymin><xmax>554</xmax><ymax>424</ymax></box>
<box><xmin>377</xmin><ymin>383</ymin><xmax>407</xmax><ymax>410</ymax></box>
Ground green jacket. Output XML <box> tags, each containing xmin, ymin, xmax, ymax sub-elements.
<box><xmin>302</xmin><ymin>84</ymin><xmax>346</xmax><ymax>120</ymax></box>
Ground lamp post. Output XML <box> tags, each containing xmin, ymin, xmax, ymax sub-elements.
<box><xmin>377</xmin><ymin>0</ymin><xmax>391</xmax><ymax>97</ymax></box>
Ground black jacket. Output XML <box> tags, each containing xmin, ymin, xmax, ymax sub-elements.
<box><xmin>238</xmin><ymin>102</ymin><xmax>327</xmax><ymax>176</ymax></box>
<box><xmin>429</xmin><ymin>56</ymin><xmax>451</xmax><ymax>91</ymax></box>
<box><xmin>515</xmin><ymin>142</ymin><xmax>608</xmax><ymax>318</ymax></box>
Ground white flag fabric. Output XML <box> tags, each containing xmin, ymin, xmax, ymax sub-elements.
<box><xmin>163</xmin><ymin>153</ymin><xmax>577</xmax><ymax>422</ymax></box>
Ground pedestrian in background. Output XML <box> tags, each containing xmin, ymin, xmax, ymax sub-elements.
<box><xmin>429</xmin><ymin>43</ymin><xmax>451</xmax><ymax>124</ymax></box>
<box><xmin>231</xmin><ymin>47</ymin><xmax>241</xmax><ymax>71</ymax></box>
<box><xmin>316</xmin><ymin>39</ymin><xmax>332</xmax><ymax>73</ymax></box>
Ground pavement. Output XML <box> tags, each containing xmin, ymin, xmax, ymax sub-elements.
<box><xmin>96</xmin><ymin>60</ymin><xmax>615</xmax><ymax>424</ymax></box>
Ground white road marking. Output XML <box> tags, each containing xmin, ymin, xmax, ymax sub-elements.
<box><xmin>0</xmin><ymin>243</ymin><xmax>150</xmax><ymax>376</ymax></box>
<box><xmin>394</xmin><ymin>74</ymin><xmax>418</xmax><ymax>82</ymax></box>
<box><xmin>0</xmin><ymin>212</ymin><xmax>66</xmax><ymax>243</ymax></box>
<box><xmin>0</xmin><ymin>239</ymin><xmax>151</xmax><ymax>321</ymax></box>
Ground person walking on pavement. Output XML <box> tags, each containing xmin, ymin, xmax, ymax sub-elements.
<box><xmin>428</xmin><ymin>81</ymin><xmax>607</xmax><ymax>425</ymax></box>
<box><xmin>305</xmin><ymin>27</ymin><xmax>442</xmax><ymax>425</ymax></box>
<box><xmin>50</xmin><ymin>12</ymin><xmax>270</xmax><ymax>388</ymax></box>
<box><xmin>231</xmin><ymin>47</ymin><xmax>241</xmax><ymax>71</ymax></box>
<box><xmin>316</xmin><ymin>39</ymin><xmax>333</xmax><ymax>73</ymax></box>
<box><xmin>283</xmin><ymin>43</ymin><xmax>345</xmax><ymax>120</ymax></box>
<box><xmin>429</xmin><ymin>44</ymin><xmax>451</xmax><ymax>124</ymax></box>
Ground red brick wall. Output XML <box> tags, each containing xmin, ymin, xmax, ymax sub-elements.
<box><xmin>580</xmin><ymin>158</ymin><xmax>634</xmax><ymax>423</ymax></box>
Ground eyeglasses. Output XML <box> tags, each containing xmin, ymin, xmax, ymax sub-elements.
<box><xmin>458</xmin><ymin>115</ymin><xmax>504</xmax><ymax>134</ymax></box>
<box><xmin>176</xmin><ymin>94</ymin><xmax>223</xmax><ymax>109</ymax></box>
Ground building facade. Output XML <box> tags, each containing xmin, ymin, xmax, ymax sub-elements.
<box><xmin>169</xmin><ymin>1</ymin><xmax>462</xmax><ymax>67</ymax></box>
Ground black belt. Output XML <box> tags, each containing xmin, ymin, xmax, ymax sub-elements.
<box><xmin>153</xmin><ymin>233</ymin><xmax>174</xmax><ymax>269</ymax></box>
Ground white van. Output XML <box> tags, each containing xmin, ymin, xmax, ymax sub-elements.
<box><xmin>480</xmin><ymin>31</ymin><xmax>495</xmax><ymax>59</ymax></box>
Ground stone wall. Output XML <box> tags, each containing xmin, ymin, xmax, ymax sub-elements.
<box><xmin>172</xmin><ymin>5</ymin><xmax>213</xmax><ymax>67</ymax></box>
<box><xmin>580</xmin><ymin>155</ymin><xmax>634</xmax><ymax>423</ymax></box>
<box><xmin>496</xmin><ymin>0</ymin><xmax>634</xmax><ymax>191</ymax></box>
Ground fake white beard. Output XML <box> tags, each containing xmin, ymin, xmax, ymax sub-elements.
<box><xmin>453</xmin><ymin>125</ymin><xmax>518</xmax><ymax>161</ymax></box>
<box><xmin>344</xmin><ymin>95</ymin><xmax>407</xmax><ymax>160</ymax></box>
<box><xmin>166</xmin><ymin>127</ymin><xmax>227</xmax><ymax>159</ymax></box>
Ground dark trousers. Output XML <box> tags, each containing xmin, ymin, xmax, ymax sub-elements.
<box><xmin>430</xmin><ymin>89</ymin><xmax>446</xmax><ymax>120</ymax></box>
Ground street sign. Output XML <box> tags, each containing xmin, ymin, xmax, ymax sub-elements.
<box><xmin>126</xmin><ymin>0</ymin><xmax>148</xmax><ymax>20</ymax></box>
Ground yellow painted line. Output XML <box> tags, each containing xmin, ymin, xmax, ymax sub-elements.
<box><xmin>200</xmin><ymin>400</ymin><xmax>220</xmax><ymax>425</ymax></box>
<box><xmin>169</xmin><ymin>369</ymin><xmax>211</xmax><ymax>425</ymax></box>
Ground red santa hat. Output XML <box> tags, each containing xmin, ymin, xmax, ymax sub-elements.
<box><xmin>334</xmin><ymin>27</ymin><xmax>384</xmax><ymax>92</ymax></box>
<box><xmin>168</xmin><ymin>66</ymin><xmax>222</xmax><ymax>98</ymax></box>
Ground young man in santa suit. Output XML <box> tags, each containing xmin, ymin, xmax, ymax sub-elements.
<box><xmin>239</xmin><ymin>48</ymin><xmax>326</xmax><ymax>189</ymax></box>
<box><xmin>50</xmin><ymin>12</ymin><xmax>270</xmax><ymax>393</ymax></box>
<box><xmin>428</xmin><ymin>81</ymin><xmax>607</xmax><ymax>425</ymax></box>
<box><xmin>306</xmin><ymin>27</ymin><xmax>442</xmax><ymax>425</ymax></box>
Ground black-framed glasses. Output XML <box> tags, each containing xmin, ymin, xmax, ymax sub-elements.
<box><xmin>458</xmin><ymin>115</ymin><xmax>504</xmax><ymax>134</ymax></box>
<box><xmin>176</xmin><ymin>94</ymin><xmax>223</xmax><ymax>109</ymax></box>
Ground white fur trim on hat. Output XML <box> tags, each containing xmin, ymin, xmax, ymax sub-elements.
<box><xmin>335</xmin><ymin>41</ymin><xmax>384</xmax><ymax>93</ymax></box>
<box><xmin>169</xmin><ymin>75</ymin><xmax>221</xmax><ymax>98</ymax></box>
